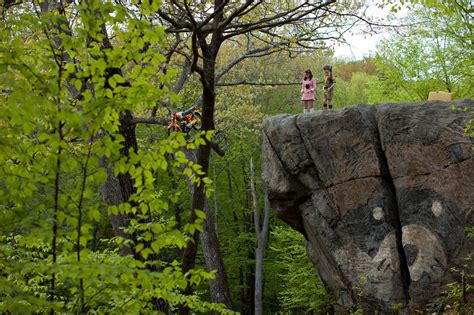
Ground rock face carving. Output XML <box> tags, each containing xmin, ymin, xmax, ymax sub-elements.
<box><xmin>262</xmin><ymin>100</ymin><xmax>473</xmax><ymax>311</ymax></box>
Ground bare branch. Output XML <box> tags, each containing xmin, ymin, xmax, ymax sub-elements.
<box><xmin>151</xmin><ymin>33</ymin><xmax>184</xmax><ymax>117</ymax></box>
<box><xmin>199</xmin><ymin>0</ymin><xmax>230</xmax><ymax>31</ymax></box>
<box><xmin>190</xmin><ymin>31</ymin><xmax>205</xmax><ymax>76</ymax></box>
<box><xmin>217</xmin><ymin>80</ymin><xmax>324</xmax><ymax>87</ymax></box>
<box><xmin>157</xmin><ymin>8</ymin><xmax>191</xmax><ymax>30</ymax></box>
<box><xmin>223</xmin><ymin>0</ymin><xmax>337</xmax><ymax>39</ymax></box>
<box><xmin>173</xmin><ymin>58</ymin><xmax>192</xmax><ymax>94</ymax></box>
<box><xmin>131</xmin><ymin>116</ymin><xmax>226</xmax><ymax>157</ymax></box>
<box><xmin>216</xmin><ymin>81</ymin><xmax>300</xmax><ymax>87</ymax></box>
<box><xmin>322</xmin><ymin>7</ymin><xmax>413</xmax><ymax>32</ymax></box>
<box><xmin>216</xmin><ymin>45</ymin><xmax>282</xmax><ymax>81</ymax></box>
<box><xmin>217</xmin><ymin>0</ymin><xmax>255</xmax><ymax>31</ymax></box>
<box><xmin>132</xmin><ymin>117</ymin><xmax>168</xmax><ymax>125</ymax></box>
<box><xmin>210</xmin><ymin>142</ymin><xmax>225</xmax><ymax>157</ymax></box>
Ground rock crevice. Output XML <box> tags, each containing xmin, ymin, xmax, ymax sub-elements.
<box><xmin>373</xmin><ymin>114</ymin><xmax>411</xmax><ymax>304</ymax></box>
<box><xmin>263</xmin><ymin>100</ymin><xmax>473</xmax><ymax>310</ymax></box>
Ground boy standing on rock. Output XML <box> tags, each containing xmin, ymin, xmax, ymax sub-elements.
<box><xmin>322</xmin><ymin>65</ymin><xmax>336</xmax><ymax>110</ymax></box>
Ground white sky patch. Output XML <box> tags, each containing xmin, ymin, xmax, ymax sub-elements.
<box><xmin>332</xmin><ymin>33</ymin><xmax>384</xmax><ymax>60</ymax></box>
<box><xmin>332</xmin><ymin>2</ymin><xmax>409</xmax><ymax>60</ymax></box>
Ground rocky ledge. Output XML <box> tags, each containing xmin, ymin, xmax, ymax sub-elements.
<box><xmin>262</xmin><ymin>100</ymin><xmax>473</xmax><ymax>311</ymax></box>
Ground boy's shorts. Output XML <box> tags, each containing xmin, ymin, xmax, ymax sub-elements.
<box><xmin>323</xmin><ymin>89</ymin><xmax>333</xmax><ymax>102</ymax></box>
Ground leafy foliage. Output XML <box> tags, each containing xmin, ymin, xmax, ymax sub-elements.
<box><xmin>267</xmin><ymin>226</ymin><xmax>331</xmax><ymax>313</ymax></box>
<box><xmin>367</xmin><ymin>5</ymin><xmax>473</xmax><ymax>103</ymax></box>
<box><xmin>1</xmin><ymin>0</ymin><xmax>472</xmax><ymax>313</ymax></box>
<box><xmin>0</xmin><ymin>2</ymin><xmax>228</xmax><ymax>313</ymax></box>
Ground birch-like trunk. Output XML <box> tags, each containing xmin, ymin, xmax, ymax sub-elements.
<box><xmin>250</xmin><ymin>157</ymin><xmax>270</xmax><ymax>315</ymax></box>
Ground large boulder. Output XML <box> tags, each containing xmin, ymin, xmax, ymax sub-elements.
<box><xmin>263</xmin><ymin>99</ymin><xmax>473</xmax><ymax>311</ymax></box>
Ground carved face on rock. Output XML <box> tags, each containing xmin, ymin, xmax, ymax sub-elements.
<box><xmin>402</xmin><ymin>224</ymin><xmax>447</xmax><ymax>282</ymax></box>
<box><xmin>262</xmin><ymin>101</ymin><xmax>473</xmax><ymax>309</ymax></box>
<box><xmin>274</xmin><ymin>172</ymin><xmax>465</xmax><ymax>308</ymax></box>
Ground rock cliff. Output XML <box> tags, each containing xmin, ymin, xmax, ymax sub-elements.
<box><xmin>262</xmin><ymin>100</ymin><xmax>473</xmax><ymax>311</ymax></box>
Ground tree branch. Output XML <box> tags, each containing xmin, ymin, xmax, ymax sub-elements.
<box><xmin>199</xmin><ymin>0</ymin><xmax>230</xmax><ymax>32</ymax></box>
<box><xmin>223</xmin><ymin>0</ymin><xmax>337</xmax><ymax>39</ymax></box>
<box><xmin>215</xmin><ymin>44</ymin><xmax>282</xmax><ymax>81</ymax></box>
<box><xmin>216</xmin><ymin>81</ymin><xmax>300</xmax><ymax>87</ymax></box>
<box><xmin>217</xmin><ymin>0</ymin><xmax>255</xmax><ymax>31</ymax></box>
<box><xmin>217</xmin><ymin>80</ymin><xmax>324</xmax><ymax>87</ymax></box>
<box><xmin>210</xmin><ymin>142</ymin><xmax>225</xmax><ymax>157</ymax></box>
<box><xmin>322</xmin><ymin>7</ymin><xmax>413</xmax><ymax>32</ymax></box>
<box><xmin>157</xmin><ymin>8</ymin><xmax>191</xmax><ymax>30</ymax></box>
<box><xmin>132</xmin><ymin>117</ymin><xmax>168</xmax><ymax>125</ymax></box>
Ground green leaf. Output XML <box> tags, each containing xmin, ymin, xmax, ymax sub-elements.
<box><xmin>136</xmin><ymin>243</ymin><xmax>144</xmax><ymax>253</ymax></box>
<box><xmin>195</xmin><ymin>209</ymin><xmax>206</xmax><ymax>219</ymax></box>
<box><xmin>105</xmin><ymin>88</ymin><xmax>113</xmax><ymax>99</ymax></box>
<box><xmin>74</xmin><ymin>79</ymin><xmax>82</xmax><ymax>91</ymax></box>
<box><xmin>88</xmin><ymin>208</ymin><xmax>101</xmax><ymax>222</ymax></box>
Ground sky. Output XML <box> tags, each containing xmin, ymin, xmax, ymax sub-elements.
<box><xmin>332</xmin><ymin>2</ymin><xmax>408</xmax><ymax>60</ymax></box>
<box><xmin>332</xmin><ymin>33</ymin><xmax>384</xmax><ymax>60</ymax></box>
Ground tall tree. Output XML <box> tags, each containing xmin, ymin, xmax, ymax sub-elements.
<box><xmin>1</xmin><ymin>0</ymin><xmax>386</xmax><ymax>312</ymax></box>
<box><xmin>0</xmin><ymin>1</ymin><xmax>225</xmax><ymax>313</ymax></box>
<box><xmin>151</xmin><ymin>0</ymin><xmax>375</xmax><ymax>307</ymax></box>
<box><xmin>250</xmin><ymin>157</ymin><xmax>270</xmax><ymax>315</ymax></box>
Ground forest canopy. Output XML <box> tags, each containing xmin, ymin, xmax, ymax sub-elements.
<box><xmin>0</xmin><ymin>0</ymin><xmax>472</xmax><ymax>314</ymax></box>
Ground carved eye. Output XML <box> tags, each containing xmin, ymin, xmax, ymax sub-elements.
<box><xmin>372</xmin><ymin>207</ymin><xmax>384</xmax><ymax>220</ymax></box>
<box><xmin>431</xmin><ymin>200</ymin><xmax>443</xmax><ymax>217</ymax></box>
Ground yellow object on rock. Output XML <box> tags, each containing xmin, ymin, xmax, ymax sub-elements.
<box><xmin>428</xmin><ymin>91</ymin><xmax>453</xmax><ymax>101</ymax></box>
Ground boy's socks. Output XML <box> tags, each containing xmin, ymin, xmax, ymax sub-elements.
<box><xmin>329</xmin><ymin>105</ymin><xmax>333</xmax><ymax>109</ymax></box>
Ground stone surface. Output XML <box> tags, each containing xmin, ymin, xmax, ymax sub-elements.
<box><xmin>296</xmin><ymin>106</ymin><xmax>385</xmax><ymax>187</ymax></box>
<box><xmin>262</xmin><ymin>99</ymin><xmax>473</xmax><ymax>311</ymax></box>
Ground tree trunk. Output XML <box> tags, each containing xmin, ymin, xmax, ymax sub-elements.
<box><xmin>245</xmin><ymin>263</ymin><xmax>255</xmax><ymax>315</ymax></box>
<box><xmin>226</xmin><ymin>166</ymin><xmax>249</xmax><ymax>312</ymax></box>
<box><xmin>99</xmin><ymin>112</ymin><xmax>138</xmax><ymax>256</ymax></box>
<box><xmin>180</xmin><ymin>147</ymin><xmax>233</xmax><ymax>310</ymax></box>
<box><xmin>116</xmin><ymin>110</ymin><xmax>138</xmax><ymax>200</ymax></box>
<box><xmin>182</xmin><ymin>48</ymin><xmax>233</xmax><ymax>310</ymax></box>
<box><xmin>100</xmin><ymin>166</ymin><xmax>126</xmax><ymax>237</ymax></box>
<box><xmin>166</xmin><ymin>154</ymin><xmax>184</xmax><ymax>230</ymax></box>
<box><xmin>251</xmin><ymin>158</ymin><xmax>270</xmax><ymax>315</ymax></box>
<box><xmin>200</xmin><ymin>198</ymin><xmax>233</xmax><ymax>309</ymax></box>
<box><xmin>180</xmin><ymin>4</ymin><xmax>232</xmax><ymax>309</ymax></box>
<box><xmin>240</xmin><ymin>158</ymin><xmax>254</xmax><ymax>314</ymax></box>
<box><xmin>254</xmin><ymin>197</ymin><xmax>270</xmax><ymax>315</ymax></box>
<box><xmin>212</xmin><ymin>158</ymin><xmax>219</xmax><ymax>234</ymax></box>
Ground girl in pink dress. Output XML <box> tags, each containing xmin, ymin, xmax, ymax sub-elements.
<box><xmin>300</xmin><ymin>69</ymin><xmax>316</xmax><ymax>113</ymax></box>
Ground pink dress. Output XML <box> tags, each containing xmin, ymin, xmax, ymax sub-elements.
<box><xmin>301</xmin><ymin>78</ymin><xmax>316</xmax><ymax>101</ymax></box>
